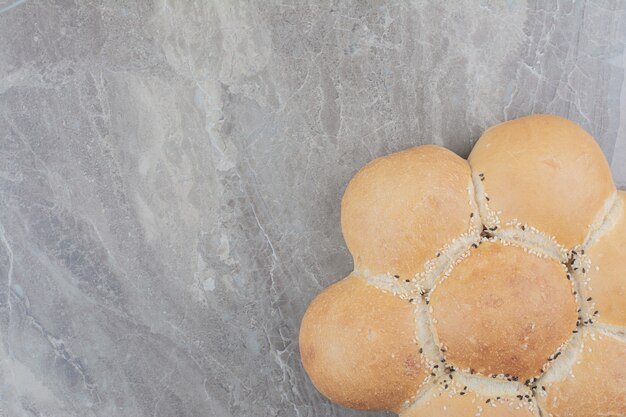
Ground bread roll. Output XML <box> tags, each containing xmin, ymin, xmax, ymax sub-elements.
<box><xmin>341</xmin><ymin>145</ymin><xmax>475</xmax><ymax>278</ymax></box>
<box><xmin>468</xmin><ymin>114</ymin><xmax>615</xmax><ymax>247</ymax></box>
<box><xmin>299</xmin><ymin>274</ymin><xmax>428</xmax><ymax>411</ymax></box>
<box><xmin>299</xmin><ymin>115</ymin><xmax>626</xmax><ymax>417</ymax></box>
<box><xmin>430</xmin><ymin>242</ymin><xmax>576</xmax><ymax>379</ymax></box>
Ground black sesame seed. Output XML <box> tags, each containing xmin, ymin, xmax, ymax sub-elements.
<box><xmin>419</xmin><ymin>348</ymin><xmax>423</xmax><ymax>353</ymax></box>
<box><xmin>525</xmin><ymin>395</ymin><xmax>529</xmax><ymax>399</ymax></box>
<box><xmin>573</xmin><ymin>330</ymin><xmax>578</xmax><ymax>333</ymax></box>
<box><xmin>572</xmin><ymin>250</ymin><xmax>577</xmax><ymax>256</ymax></box>
<box><xmin>460</xmin><ymin>392</ymin><xmax>466</xmax><ymax>396</ymax></box>
<box><xmin>594</xmin><ymin>310</ymin><xmax>599</xmax><ymax>315</ymax></box>
<box><xmin>434</xmin><ymin>365</ymin><xmax>439</xmax><ymax>368</ymax></box>
<box><xmin>431</xmin><ymin>372</ymin><xmax>436</xmax><ymax>377</ymax></box>
<box><xmin>472</xmin><ymin>243</ymin><xmax>478</xmax><ymax>248</ymax></box>
<box><xmin>541</xmin><ymin>386</ymin><xmax>546</xmax><ymax>391</ymax></box>
<box><xmin>481</xmin><ymin>177</ymin><xmax>485</xmax><ymax>181</ymax></box>
<box><xmin>581</xmin><ymin>249</ymin><xmax>585</xmax><ymax>255</ymax></box>
<box><xmin>521</xmin><ymin>225</ymin><xmax>526</xmax><ymax>231</ymax></box>
<box><xmin>394</xmin><ymin>275</ymin><xmax>400</xmax><ymax>278</ymax></box>
<box><xmin>496</xmin><ymin>397</ymin><xmax>501</xmax><ymax>400</ymax></box>
<box><xmin>589</xmin><ymin>319</ymin><xmax>593</xmax><ymax>324</ymax></box>
<box><xmin>405</xmin><ymin>279</ymin><xmax>410</xmax><ymax>283</ymax></box>
<box><xmin>426</xmin><ymin>300</ymin><xmax>429</xmax><ymax>304</ymax></box>
<box><xmin>470</xmin><ymin>213</ymin><xmax>474</xmax><ymax>218</ymax></box>
<box><xmin>486</xmin><ymin>399</ymin><xmax>490</xmax><ymax>404</ymax></box>
<box><xmin>436</xmin><ymin>252</ymin><xmax>441</xmax><ymax>257</ymax></box>
<box><xmin>587</xmin><ymin>297</ymin><xmax>592</xmax><ymax>301</ymax></box>
<box><xmin>582</xmin><ymin>268</ymin><xmax>586</xmax><ymax>274</ymax></box>
<box><xmin>485</xmin><ymin>196</ymin><xmax>490</xmax><ymax>201</ymax></box>
<box><xmin>441</xmin><ymin>359</ymin><xmax>446</xmax><ymax>363</ymax></box>
<box><xmin>409</xmin><ymin>298</ymin><xmax>415</xmax><ymax>303</ymax></box>
<box><xmin>444</xmin><ymin>384</ymin><xmax>448</xmax><ymax>389</ymax></box>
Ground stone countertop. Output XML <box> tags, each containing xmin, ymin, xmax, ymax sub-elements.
<box><xmin>0</xmin><ymin>1</ymin><xmax>624</xmax><ymax>417</ymax></box>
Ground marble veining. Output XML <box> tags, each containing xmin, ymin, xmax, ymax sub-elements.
<box><xmin>0</xmin><ymin>1</ymin><xmax>625</xmax><ymax>416</ymax></box>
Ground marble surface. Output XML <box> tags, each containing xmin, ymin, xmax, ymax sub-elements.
<box><xmin>0</xmin><ymin>1</ymin><xmax>625</xmax><ymax>416</ymax></box>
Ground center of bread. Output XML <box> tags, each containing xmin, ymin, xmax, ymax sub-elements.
<box><xmin>429</xmin><ymin>241</ymin><xmax>578</xmax><ymax>380</ymax></box>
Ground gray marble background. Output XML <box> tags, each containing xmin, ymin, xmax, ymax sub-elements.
<box><xmin>0</xmin><ymin>1</ymin><xmax>625</xmax><ymax>416</ymax></box>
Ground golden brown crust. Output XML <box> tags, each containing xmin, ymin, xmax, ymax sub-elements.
<box><xmin>299</xmin><ymin>274</ymin><xmax>428</xmax><ymax>412</ymax></box>
<box><xmin>401</xmin><ymin>387</ymin><xmax>537</xmax><ymax>417</ymax></box>
<box><xmin>585</xmin><ymin>191</ymin><xmax>626</xmax><ymax>326</ymax></box>
<box><xmin>468</xmin><ymin>114</ymin><xmax>615</xmax><ymax>248</ymax></box>
<box><xmin>538</xmin><ymin>329</ymin><xmax>626</xmax><ymax>417</ymax></box>
<box><xmin>430</xmin><ymin>243</ymin><xmax>577</xmax><ymax>379</ymax></box>
<box><xmin>341</xmin><ymin>145</ymin><xmax>473</xmax><ymax>278</ymax></box>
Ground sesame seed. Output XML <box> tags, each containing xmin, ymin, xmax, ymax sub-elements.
<box><xmin>419</xmin><ymin>348</ymin><xmax>423</xmax><ymax>353</ymax></box>
<box><xmin>394</xmin><ymin>275</ymin><xmax>400</xmax><ymax>278</ymax></box>
<box><xmin>587</xmin><ymin>297</ymin><xmax>592</xmax><ymax>301</ymax></box>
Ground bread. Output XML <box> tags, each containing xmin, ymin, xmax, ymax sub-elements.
<box><xmin>299</xmin><ymin>114</ymin><xmax>626</xmax><ymax>417</ymax></box>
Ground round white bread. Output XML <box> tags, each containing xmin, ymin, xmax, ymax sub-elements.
<box><xmin>299</xmin><ymin>114</ymin><xmax>626</xmax><ymax>417</ymax></box>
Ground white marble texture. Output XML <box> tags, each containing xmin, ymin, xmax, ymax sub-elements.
<box><xmin>0</xmin><ymin>1</ymin><xmax>625</xmax><ymax>416</ymax></box>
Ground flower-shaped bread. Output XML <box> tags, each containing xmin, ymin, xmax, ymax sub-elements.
<box><xmin>299</xmin><ymin>115</ymin><xmax>626</xmax><ymax>417</ymax></box>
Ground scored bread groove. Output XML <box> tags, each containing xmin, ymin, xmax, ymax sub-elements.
<box><xmin>590</xmin><ymin>322</ymin><xmax>626</xmax><ymax>341</ymax></box>
<box><xmin>492</xmin><ymin>227</ymin><xmax>568</xmax><ymax>263</ymax></box>
<box><xmin>400</xmin><ymin>299</ymin><xmax>446</xmax><ymax>411</ymax></box>
<box><xmin>582</xmin><ymin>191</ymin><xmax>620</xmax><ymax>248</ymax></box>
<box><xmin>470</xmin><ymin>171</ymin><xmax>500</xmax><ymax>229</ymax></box>
<box><xmin>536</xmin><ymin>332</ymin><xmax>582</xmax><ymax>385</ymax></box>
